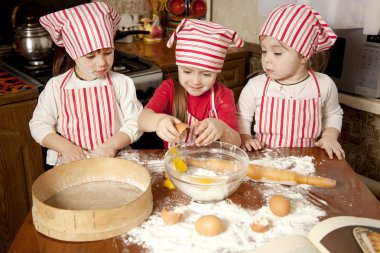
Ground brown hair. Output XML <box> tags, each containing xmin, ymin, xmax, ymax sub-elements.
<box><xmin>172</xmin><ymin>73</ymin><xmax>224</xmax><ymax>122</ymax></box>
<box><xmin>52</xmin><ymin>46</ymin><xmax>75</xmax><ymax>76</ymax></box>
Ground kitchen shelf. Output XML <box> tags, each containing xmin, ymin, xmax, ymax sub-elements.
<box><xmin>338</xmin><ymin>92</ymin><xmax>380</xmax><ymax>115</ymax></box>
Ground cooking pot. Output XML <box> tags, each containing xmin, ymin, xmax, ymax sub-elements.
<box><xmin>13</xmin><ymin>16</ymin><xmax>53</xmax><ymax>61</ymax></box>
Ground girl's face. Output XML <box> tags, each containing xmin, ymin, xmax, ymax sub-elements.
<box><xmin>74</xmin><ymin>48</ymin><xmax>114</xmax><ymax>81</ymax></box>
<box><xmin>177</xmin><ymin>65</ymin><xmax>218</xmax><ymax>96</ymax></box>
<box><xmin>260</xmin><ymin>36</ymin><xmax>307</xmax><ymax>84</ymax></box>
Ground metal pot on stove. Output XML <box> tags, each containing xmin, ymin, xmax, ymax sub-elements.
<box><xmin>13</xmin><ymin>16</ymin><xmax>53</xmax><ymax>61</ymax></box>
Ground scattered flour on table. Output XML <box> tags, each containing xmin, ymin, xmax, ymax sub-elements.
<box><xmin>121</xmin><ymin>154</ymin><xmax>326</xmax><ymax>253</ymax></box>
<box><xmin>250</xmin><ymin>151</ymin><xmax>316</xmax><ymax>176</ymax></box>
<box><xmin>122</xmin><ymin>188</ymin><xmax>325</xmax><ymax>252</ymax></box>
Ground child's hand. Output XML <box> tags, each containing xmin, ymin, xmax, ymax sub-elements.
<box><xmin>89</xmin><ymin>142</ymin><xmax>117</xmax><ymax>158</ymax></box>
<box><xmin>240</xmin><ymin>134</ymin><xmax>264</xmax><ymax>151</ymax></box>
<box><xmin>156</xmin><ymin>116</ymin><xmax>182</xmax><ymax>143</ymax></box>
<box><xmin>193</xmin><ymin>118</ymin><xmax>224</xmax><ymax>146</ymax></box>
<box><xmin>315</xmin><ymin>137</ymin><xmax>345</xmax><ymax>160</ymax></box>
<box><xmin>60</xmin><ymin>143</ymin><xmax>87</xmax><ymax>163</ymax></box>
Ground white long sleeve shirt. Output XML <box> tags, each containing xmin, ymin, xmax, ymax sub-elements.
<box><xmin>30</xmin><ymin>70</ymin><xmax>143</xmax><ymax>164</ymax></box>
<box><xmin>237</xmin><ymin>72</ymin><xmax>343</xmax><ymax>137</ymax></box>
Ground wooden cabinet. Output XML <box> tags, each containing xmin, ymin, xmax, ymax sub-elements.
<box><xmin>0</xmin><ymin>89</ymin><xmax>45</xmax><ymax>252</ymax></box>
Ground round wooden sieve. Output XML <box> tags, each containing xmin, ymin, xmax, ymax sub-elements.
<box><xmin>31</xmin><ymin>158</ymin><xmax>153</xmax><ymax>242</ymax></box>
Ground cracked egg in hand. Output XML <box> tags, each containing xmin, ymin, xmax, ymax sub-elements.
<box><xmin>164</xmin><ymin>141</ymin><xmax>249</xmax><ymax>202</ymax></box>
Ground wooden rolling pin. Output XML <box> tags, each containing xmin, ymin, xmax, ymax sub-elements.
<box><xmin>185</xmin><ymin>158</ymin><xmax>336</xmax><ymax>188</ymax></box>
<box><xmin>248</xmin><ymin>164</ymin><xmax>336</xmax><ymax>188</ymax></box>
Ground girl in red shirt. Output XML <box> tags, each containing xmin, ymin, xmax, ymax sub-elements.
<box><xmin>138</xmin><ymin>19</ymin><xmax>244</xmax><ymax>148</ymax></box>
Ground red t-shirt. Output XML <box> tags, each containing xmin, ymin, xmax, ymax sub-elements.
<box><xmin>145</xmin><ymin>78</ymin><xmax>239</xmax><ymax>131</ymax></box>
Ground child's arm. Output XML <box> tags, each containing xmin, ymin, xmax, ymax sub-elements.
<box><xmin>138</xmin><ymin>109</ymin><xmax>182</xmax><ymax>143</ymax></box>
<box><xmin>42</xmin><ymin>132</ymin><xmax>87</xmax><ymax>163</ymax></box>
<box><xmin>315</xmin><ymin>127</ymin><xmax>345</xmax><ymax>160</ymax></box>
<box><xmin>192</xmin><ymin>118</ymin><xmax>241</xmax><ymax>147</ymax></box>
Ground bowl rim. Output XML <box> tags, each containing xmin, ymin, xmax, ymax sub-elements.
<box><xmin>164</xmin><ymin>141</ymin><xmax>249</xmax><ymax>186</ymax></box>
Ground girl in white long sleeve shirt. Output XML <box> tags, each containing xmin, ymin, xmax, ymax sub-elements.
<box><xmin>236</xmin><ymin>4</ymin><xmax>345</xmax><ymax>160</ymax></box>
<box><xmin>29</xmin><ymin>2</ymin><xmax>142</xmax><ymax>166</ymax></box>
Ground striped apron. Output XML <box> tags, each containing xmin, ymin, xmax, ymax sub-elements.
<box><xmin>59</xmin><ymin>68</ymin><xmax>117</xmax><ymax>151</ymax></box>
<box><xmin>168</xmin><ymin>86</ymin><xmax>219</xmax><ymax>148</ymax></box>
<box><xmin>257</xmin><ymin>70</ymin><xmax>322</xmax><ymax>148</ymax></box>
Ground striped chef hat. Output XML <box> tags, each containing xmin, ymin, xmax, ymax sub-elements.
<box><xmin>260</xmin><ymin>4</ymin><xmax>337</xmax><ymax>59</ymax></box>
<box><xmin>167</xmin><ymin>19</ymin><xmax>244</xmax><ymax>72</ymax></box>
<box><xmin>39</xmin><ymin>2</ymin><xmax>120</xmax><ymax>60</ymax></box>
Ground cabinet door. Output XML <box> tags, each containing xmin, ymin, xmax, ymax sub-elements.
<box><xmin>221</xmin><ymin>58</ymin><xmax>247</xmax><ymax>102</ymax></box>
<box><xmin>0</xmin><ymin>97</ymin><xmax>44</xmax><ymax>252</ymax></box>
<box><xmin>0</xmin><ymin>131</ymin><xmax>30</xmax><ymax>253</ymax></box>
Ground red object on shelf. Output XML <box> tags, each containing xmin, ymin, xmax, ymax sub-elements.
<box><xmin>190</xmin><ymin>0</ymin><xmax>207</xmax><ymax>17</ymax></box>
<box><xmin>167</xmin><ymin>0</ymin><xmax>186</xmax><ymax>16</ymax></box>
<box><xmin>0</xmin><ymin>67</ymin><xmax>33</xmax><ymax>94</ymax></box>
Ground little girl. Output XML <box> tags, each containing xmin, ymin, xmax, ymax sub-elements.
<box><xmin>138</xmin><ymin>19</ymin><xmax>244</xmax><ymax>148</ymax></box>
<box><xmin>237</xmin><ymin>4</ymin><xmax>345</xmax><ymax>160</ymax></box>
<box><xmin>29</xmin><ymin>2</ymin><xmax>142</xmax><ymax>166</ymax></box>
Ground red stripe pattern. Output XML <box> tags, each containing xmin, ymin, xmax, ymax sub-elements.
<box><xmin>167</xmin><ymin>19</ymin><xmax>244</xmax><ymax>72</ymax></box>
<box><xmin>258</xmin><ymin>71</ymin><xmax>322</xmax><ymax>148</ymax></box>
<box><xmin>60</xmin><ymin>70</ymin><xmax>116</xmax><ymax>151</ymax></box>
<box><xmin>260</xmin><ymin>4</ymin><xmax>337</xmax><ymax>59</ymax></box>
<box><xmin>39</xmin><ymin>2</ymin><xmax>120</xmax><ymax>60</ymax></box>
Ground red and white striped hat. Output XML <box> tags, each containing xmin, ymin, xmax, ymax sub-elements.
<box><xmin>260</xmin><ymin>4</ymin><xmax>337</xmax><ymax>59</ymax></box>
<box><xmin>167</xmin><ymin>19</ymin><xmax>244</xmax><ymax>72</ymax></box>
<box><xmin>39</xmin><ymin>2</ymin><xmax>120</xmax><ymax>60</ymax></box>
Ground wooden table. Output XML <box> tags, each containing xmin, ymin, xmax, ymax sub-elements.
<box><xmin>8</xmin><ymin>148</ymin><xmax>380</xmax><ymax>253</ymax></box>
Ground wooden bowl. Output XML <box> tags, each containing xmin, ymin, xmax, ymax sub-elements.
<box><xmin>31</xmin><ymin>158</ymin><xmax>153</xmax><ymax>242</ymax></box>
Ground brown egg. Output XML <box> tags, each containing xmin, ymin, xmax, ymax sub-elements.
<box><xmin>195</xmin><ymin>215</ymin><xmax>224</xmax><ymax>236</ymax></box>
<box><xmin>175</xmin><ymin>122</ymin><xmax>189</xmax><ymax>133</ymax></box>
<box><xmin>250</xmin><ymin>217</ymin><xmax>271</xmax><ymax>233</ymax></box>
<box><xmin>175</xmin><ymin>122</ymin><xmax>189</xmax><ymax>140</ymax></box>
<box><xmin>269</xmin><ymin>195</ymin><xmax>291</xmax><ymax>217</ymax></box>
<box><xmin>161</xmin><ymin>207</ymin><xmax>182</xmax><ymax>225</ymax></box>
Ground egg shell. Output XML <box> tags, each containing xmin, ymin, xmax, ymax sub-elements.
<box><xmin>161</xmin><ymin>207</ymin><xmax>182</xmax><ymax>225</ymax></box>
<box><xmin>175</xmin><ymin>123</ymin><xmax>188</xmax><ymax>134</ymax></box>
<box><xmin>195</xmin><ymin>215</ymin><xmax>224</xmax><ymax>236</ymax></box>
<box><xmin>250</xmin><ymin>217</ymin><xmax>271</xmax><ymax>233</ymax></box>
<box><xmin>269</xmin><ymin>195</ymin><xmax>291</xmax><ymax>217</ymax></box>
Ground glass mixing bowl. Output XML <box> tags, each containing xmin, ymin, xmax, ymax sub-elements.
<box><xmin>164</xmin><ymin>141</ymin><xmax>249</xmax><ymax>202</ymax></box>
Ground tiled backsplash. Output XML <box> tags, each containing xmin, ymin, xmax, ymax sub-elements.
<box><xmin>340</xmin><ymin>104</ymin><xmax>380</xmax><ymax>181</ymax></box>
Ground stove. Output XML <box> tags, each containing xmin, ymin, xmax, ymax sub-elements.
<box><xmin>0</xmin><ymin>50</ymin><xmax>162</xmax><ymax>104</ymax></box>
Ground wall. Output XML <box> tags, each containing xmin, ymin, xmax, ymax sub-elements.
<box><xmin>211</xmin><ymin>0</ymin><xmax>266</xmax><ymax>44</ymax></box>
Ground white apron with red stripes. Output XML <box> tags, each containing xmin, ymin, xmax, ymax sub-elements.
<box><xmin>59</xmin><ymin>68</ymin><xmax>117</xmax><ymax>151</ymax></box>
<box><xmin>257</xmin><ymin>70</ymin><xmax>322</xmax><ymax>148</ymax></box>
<box><xmin>168</xmin><ymin>87</ymin><xmax>219</xmax><ymax>148</ymax></box>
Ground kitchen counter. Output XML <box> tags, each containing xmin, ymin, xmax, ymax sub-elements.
<box><xmin>339</xmin><ymin>92</ymin><xmax>380</xmax><ymax>115</ymax></box>
<box><xmin>8</xmin><ymin>148</ymin><xmax>380</xmax><ymax>253</ymax></box>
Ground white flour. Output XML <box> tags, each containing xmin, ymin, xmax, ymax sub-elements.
<box><xmin>120</xmin><ymin>151</ymin><xmax>327</xmax><ymax>253</ymax></box>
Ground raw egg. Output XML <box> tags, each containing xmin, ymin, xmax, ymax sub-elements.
<box><xmin>250</xmin><ymin>217</ymin><xmax>271</xmax><ymax>233</ymax></box>
<box><xmin>195</xmin><ymin>215</ymin><xmax>224</xmax><ymax>236</ymax></box>
<box><xmin>161</xmin><ymin>207</ymin><xmax>182</xmax><ymax>225</ymax></box>
<box><xmin>269</xmin><ymin>195</ymin><xmax>291</xmax><ymax>217</ymax></box>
